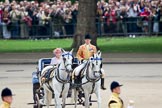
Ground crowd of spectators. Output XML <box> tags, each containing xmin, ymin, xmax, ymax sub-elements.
<box><xmin>96</xmin><ymin>0</ymin><xmax>162</xmax><ymax>36</ymax></box>
<box><xmin>0</xmin><ymin>0</ymin><xmax>78</xmax><ymax>39</ymax></box>
<box><xmin>0</xmin><ymin>0</ymin><xmax>162</xmax><ymax>39</ymax></box>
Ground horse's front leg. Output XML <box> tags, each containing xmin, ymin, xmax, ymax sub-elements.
<box><xmin>84</xmin><ymin>90</ymin><xmax>90</xmax><ymax>108</ymax></box>
<box><xmin>47</xmin><ymin>91</ymin><xmax>53</xmax><ymax>108</ymax></box>
<box><xmin>43</xmin><ymin>88</ymin><xmax>52</xmax><ymax>108</ymax></box>
<box><xmin>95</xmin><ymin>85</ymin><xmax>101</xmax><ymax>108</ymax></box>
<box><xmin>74</xmin><ymin>88</ymin><xmax>78</xmax><ymax>108</ymax></box>
<box><xmin>62</xmin><ymin>93</ymin><xmax>67</xmax><ymax>108</ymax></box>
<box><xmin>53</xmin><ymin>83</ymin><xmax>62</xmax><ymax>108</ymax></box>
<box><xmin>54</xmin><ymin>90</ymin><xmax>62</xmax><ymax>108</ymax></box>
<box><xmin>62</xmin><ymin>84</ymin><xmax>70</xmax><ymax>108</ymax></box>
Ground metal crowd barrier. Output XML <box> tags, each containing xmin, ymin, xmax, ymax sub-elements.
<box><xmin>0</xmin><ymin>17</ymin><xmax>162</xmax><ymax>39</ymax></box>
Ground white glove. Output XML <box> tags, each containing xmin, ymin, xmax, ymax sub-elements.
<box><xmin>127</xmin><ymin>100</ymin><xmax>134</xmax><ymax>108</ymax></box>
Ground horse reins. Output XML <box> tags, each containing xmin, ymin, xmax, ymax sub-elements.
<box><xmin>86</xmin><ymin>58</ymin><xmax>102</xmax><ymax>94</ymax></box>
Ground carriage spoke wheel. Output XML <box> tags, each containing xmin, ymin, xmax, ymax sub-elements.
<box><xmin>35</xmin><ymin>93</ymin><xmax>42</xmax><ymax>108</ymax></box>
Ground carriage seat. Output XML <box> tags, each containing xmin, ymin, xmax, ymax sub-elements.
<box><xmin>32</xmin><ymin>58</ymin><xmax>51</xmax><ymax>84</ymax></box>
<box><xmin>38</xmin><ymin>58</ymin><xmax>52</xmax><ymax>73</ymax></box>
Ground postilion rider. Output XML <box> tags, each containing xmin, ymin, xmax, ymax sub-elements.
<box><xmin>76</xmin><ymin>34</ymin><xmax>106</xmax><ymax>90</ymax></box>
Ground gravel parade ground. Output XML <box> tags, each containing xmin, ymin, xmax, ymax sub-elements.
<box><xmin>0</xmin><ymin>64</ymin><xmax>162</xmax><ymax>108</ymax></box>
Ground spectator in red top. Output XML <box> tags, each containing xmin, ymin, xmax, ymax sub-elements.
<box><xmin>140</xmin><ymin>7</ymin><xmax>150</xmax><ymax>34</ymax></box>
<box><xmin>140</xmin><ymin>7</ymin><xmax>150</xmax><ymax>19</ymax></box>
<box><xmin>104</xmin><ymin>5</ymin><xmax>117</xmax><ymax>25</ymax></box>
<box><xmin>104</xmin><ymin>4</ymin><xmax>117</xmax><ymax>33</ymax></box>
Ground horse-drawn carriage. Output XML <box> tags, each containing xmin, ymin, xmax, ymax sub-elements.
<box><xmin>32</xmin><ymin>49</ymin><xmax>103</xmax><ymax>108</ymax></box>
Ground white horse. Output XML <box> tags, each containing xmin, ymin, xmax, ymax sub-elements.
<box><xmin>40</xmin><ymin>49</ymin><xmax>73</xmax><ymax>108</ymax></box>
<box><xmin>72</xmin><ymin>50</ymin><xmax>102</xmax><ymax>108</ymax></box>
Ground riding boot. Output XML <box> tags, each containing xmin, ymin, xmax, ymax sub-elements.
<box><xmin>101</xmin><ymin>78</ymin><xmax>106</xmax><ymax>90</ymax></box>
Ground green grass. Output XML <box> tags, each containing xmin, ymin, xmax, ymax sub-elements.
<box><xmin>0</xmin><ymin>39</ymin><xmax>72</xmax><ymax>53</ymax></box>
<box><xmin>0</xmin><ymin>37</ymin><xmax>162</xmax><ymax>53</ymax></box>
<box><xmin>98</xmin><ymin>37</ymin><xmax>162</xmax><ymax>53</ymax></box>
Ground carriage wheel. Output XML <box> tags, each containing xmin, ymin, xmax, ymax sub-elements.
<box><xmin>33</xmin><ymin>83</ymin><xmax>40</xmax><ymax>103</ymax></box>
<box><xmin>35</xmin><ymin>93</ymin><xmax>43</xmax><ymax>108</ymax></box>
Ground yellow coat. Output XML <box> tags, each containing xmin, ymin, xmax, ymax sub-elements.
<box><xmin>76</xmin><ymin>44</ymin><xmax>97</xmax><ymax>61</ymax></box>
<box><xmin>0</xmin><ymin>101</ymin><xmax>10</xmax><ymax>108</ymax></box>
<box><xmin>108</xmin><ymin>93</ymin><xmax>124</xmax><ymax>108</ymax></box>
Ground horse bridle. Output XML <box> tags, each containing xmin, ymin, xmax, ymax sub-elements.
<box><xmin>55</xmin><ymin>52</ymin><xmax>73</xmax><ymax>84</ymax></box>
<box><xmin>90</xmin><ymin>57</ymin><xmax>102</xmax><ymax>78</ymax></box>
<box><xmin>62</xmin><ymin>52</ymin><xmax>74</xmax><ymax>72</ymax></box>
<box><xmin>55</xmin><ymin>65</ymin><xmax>71</xmax><ymax>84</ymax></box>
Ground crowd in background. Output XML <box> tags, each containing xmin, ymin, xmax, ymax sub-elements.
<box><xmin>0</xmin><ymin>0</ymin><xmax>78</xmax><ymax>39</ymax></box>
<box><xmin>0</xmin><ymin>0</ymin><xmax>162</xmax><ymax>39</ymax></box>
<box><xmin>96</xmin><ymin>0</ymin><xmax>162</xmax><ymax>36</ymax></box>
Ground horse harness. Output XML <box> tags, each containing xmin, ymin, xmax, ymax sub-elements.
<box><xmin>40</xmin><ymin>66</ymin><xmax>56</xmax><ymax>92</ymax></box>
<box><xmin>75</xmin><ymin>60</ymin><xmax>102</xmax><ymax>94</ymax></box>
<box><xmin>55</xmin><ymin>64</ymin><xmax>71</xmax><ymax>84</ymax></box>
<box><xmin>44</xmin><ymin>66</ymin><xmax>71</xmax><ymax>95</ymax></box>
<box><xmin>85</xmin><ymin>61</ymin><xmax>101</xmax><ymax>94</ymax></box>
<box><xmin>43</xmin><ymin>53</ymin><xmax>73</xmax><ymax>95</ymax></box>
